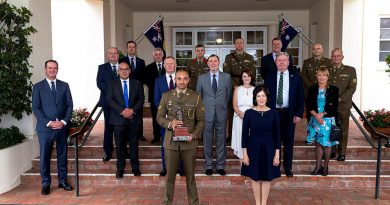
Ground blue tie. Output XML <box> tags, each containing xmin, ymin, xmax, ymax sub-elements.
<box><xmin>123</xmin><ymin>80</ymin><xmax>129</xmax><ymax>108</ymax></box>
<box><xmin>212</xmin><ymin>74</ymin><xmax>217</xmax><ymax>94</ymax></box>
<box><xmin>50</xmin><ymin>81</ymin><xmax>56</xmax><ymax>96</ymax></box>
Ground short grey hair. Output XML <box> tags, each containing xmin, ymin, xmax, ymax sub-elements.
<box><xmin>153</xmin><ymin>47</ymin><xmax>164</xmax><ymax>55</ymax></box>
<box><xmin>276</xmin><ymin>52</ymin><xmax>290</xmax><ymax>60</ymax></box>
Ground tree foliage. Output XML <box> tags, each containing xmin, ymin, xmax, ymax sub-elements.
<box><xmin>0</xmin><ymin>1</ymin><xmax>36</xmax><ymax>121</ymax></box>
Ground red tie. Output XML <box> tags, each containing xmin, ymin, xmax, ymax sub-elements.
<box><xmin>169</xmin><ymin>75</ymin><xmax>174</xmax><ymax>90</ymax></box>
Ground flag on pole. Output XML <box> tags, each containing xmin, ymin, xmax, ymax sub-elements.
<box><xmin>144</xmin><ymin>17</ymin><xmax>165</xmax><ymax>50</ymax></box>
<box><xmin>279</xmin><ymin>17</ymin><xmax>299</xmax><ymax>52</ymax></box>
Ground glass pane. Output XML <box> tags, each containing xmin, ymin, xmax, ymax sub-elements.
<box><xmin>380</xmin><ymin>18</ymin><xmax>390</xmax><ymax>28</ymax></box>
<box><xmin>177</xmin><ymin>59</ymin><xmax>189</xmax><ymax>67</ymax></box>
<box><xmin>233</xmin><ymin>31</ymin><xmax>241</xmax><ymax>42</ymax></box>
<box><xmin>289</xmin><ymin>37</ymin><xmax>299</xmax><ymax>47</ymax></box>
<box><xmin>197</xmin><ymin>32</ymin><xmax>206</xmax><ymax>45</ymax></box>
<box><xmin>224</xmin><ymin>31</ymin><xmax>233</xmax><ymax>45</ymax></box>
<box><xmin>292</xmin><ymin>57</ymin><xmax>299</xmax><ymax>65</ymax></box>
<box><xmin>380</xmin><ymin>29</ymin><xmax>390</xmax><ymax>39</ymax></box>
<box><xmin>184</xmin><ymin>32</ymin><xmax>192</xmax><ymax>45</ymax></box>
<box><xmin>379</xmin><ymin>52</ymin><xmax>390</xmax><ymax>61</ymax></box>
<box><xmin>176</xmin><ymin>32</ymin><xmax>183</xmax><ymax>45</ymax></box>
<box><xmin>286</xmin><ymin>48</ymin><xmax>299</xmax><ymax>56</ymax></box>
<box><xmin>247</xmin><ymin>31</ymin><xmax>255</xmax><ymax>44</ymax></box>
<box><xmin>206</xmin><ymin>31</ymin><xmax>216</xmax><ymax>45</ymax></box>
<box><xmin>176</xmin><ymin>50</ymin><xmax>192</xmax><ymax>58</ymax></box>
<box><xmin>380</xmin><ymin>41</ymin><xmax>390</xmax><ymax>51</ymax></box>
<box><xmin>216</xmin><ymin>31</ymin><xmax>223</xmax><ymax>45</ymax></box>
<box><xmin>255</xmin><ymin>31</ymin><xmax>264</xmax><ymax>44</ymax></box>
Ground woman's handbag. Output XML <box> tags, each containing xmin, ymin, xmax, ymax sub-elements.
<box><xmin>330</xmin><ymin>124</ymin><xmax>342</xmax><ymax>141</ymax></box>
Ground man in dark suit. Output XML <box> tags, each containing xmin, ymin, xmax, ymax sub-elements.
<box><xmin>32</xmin><ymin>60</ymin><xmax>73</xmax><ymax>195</ymax></box>
<box><xmin>97</xmin><ymin>47</ymin><xmax>119</xmax><ymax>161</ymax></box>
<box><xmin>197</xmin><ymin>54</ymin><xmax>232</xmax><ymax>176</ymax></box>
<box><xmin>119</xmin><ymin>40</ymin><xmax>146</xmax><ymax>141</ymax></box>
<box><xmin>144</xmin><ymin>47</ymin><xmax>166</xmax><ymax>144</ymax></box>
<box><xmin>106</xmin><ymin>62</ymin><xmax>145</xmax><ymax>178</ymax></box>
<box><xmin>261</xmin><ymin>37</ymin><xmax>294</xmax><ymax>80</ymax></box>
<box><xmin>264</xmin><ymin>52</ymin><xmax>304</xmax><ymax>177</ymax></box>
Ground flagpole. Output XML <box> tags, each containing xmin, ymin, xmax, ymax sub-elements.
<box><xmin>279</xmin><ymin>14</ymin><xmax>314</xmax><ymax>46</ymax></box>
<box><xmin>134</xmin><ymin>15</ymin><xmax>162</xmax><ymax>43</ymax></box>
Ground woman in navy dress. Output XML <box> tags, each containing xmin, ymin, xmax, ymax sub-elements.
<box><xmin>241</xmin><ymin>85</ymin><xmax>281</xmax><ymax>205</ymax></box>
<box><xmin>306</xmin><ymin>67</ymin><xmax>339</xmax><ymax>176</ymax></box>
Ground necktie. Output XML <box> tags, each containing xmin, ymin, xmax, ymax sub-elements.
<box><xmin>130</xmin><ymin>58</ymin><xmax>135</xmax><ymax>71</ymax></box>
<box><xmin>169</xmin><ymin>75</ymin><xmax>174</xmax><ymax>90</ymax></box>
<box><xmin>212</xmin><ymin>74</ymin><xmax>217</xmax><ymax>94</ymax></box>
<box><xmin>158</xmin><ymin>64</ymin><xmax>162</xmax><ymax>75</ymax></box>
<box><xmin>178</xmin><ymin>92</ymin><xmax>184</xmax><ymax>99</ymax></box>
<box><xmin>50</xmin><ymin>81</ymin><xmax>56</xmax><ymax>96</ymax></box>
<box><xmin>123</xmin><ymin>80</ymin><xmax>129</xmax><ymax>108</ymax></box>
<box><xmin>112</xmin><ymin>65</ymin><xmax>117</xmax><ymax>76</ymax></box>
<box><xmin>276</xmin><ymin>72</ymin><xmax>284</xmax><ymax>107</ymax></box>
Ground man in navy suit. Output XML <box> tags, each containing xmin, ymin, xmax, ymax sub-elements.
<box><xmin>261</xmin><ymin>38</ymin><xmax>294</xmax><ymax>80</ymax></box>
<box><xmin>106</xmin><ymin>62</ymin><xmax>145</xmax><ymax>178</ymax></box>
<box><xmin>154</xmin><ymin>56</ymin><xmax>184</xmax><ymax>176</ymax></box>
<box><xmin>119</xmin><ymin>41</ymin><xmax>147</xmax><ymax>141</ymax></box>
<box><xmin>144</xmin><ymin>47</ymin><xmax>166</xmax><ymax>144</ymax></box>
<box><xmin>264</xmin><ymin>52</ymin><xmax>304</xmax><ymax>177</ymax></box>
<box><xmin>32</xmin><ymin>60</ymin><xmax>73</xmax><ymax>195</ymax></box>
<box><xmin>97</xmin><ymin>47</ymin><xmax>119</xmax><ymax>161</ymax></box>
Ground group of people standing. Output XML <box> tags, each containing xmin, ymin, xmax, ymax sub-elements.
<box><xmin>31</xmin><ymin>35</ymin><xmax>356</xmax><ymax>205</ymax></box>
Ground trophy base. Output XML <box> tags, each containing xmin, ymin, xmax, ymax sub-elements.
<box><xmin>173</xmin><ymin>136</ymin><xmax>190</xmax><ymax>142</ymax></box>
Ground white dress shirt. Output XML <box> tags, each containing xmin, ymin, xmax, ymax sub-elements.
<box><xmin>165</xmin><ymin>73</ymin><xmax>176</xmax><ymax>86</ymax></box>
<box><xmin>276</xmin><ymin>70</ymin><xmax>290</xmax><ymax>108</ymax></box>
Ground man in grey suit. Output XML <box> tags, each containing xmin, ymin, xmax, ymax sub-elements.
<box><xmin>196</xmin><ymin>54</ymin><xmax>232</xmax><ymax>176</ymax></box>
<box><xmin>32</xmin><ymin>60</ymin><xmax>73</xmax><ymax>195</ymax></box>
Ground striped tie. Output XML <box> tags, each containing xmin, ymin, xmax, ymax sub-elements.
<box><xmin>276</xmin><ymin>72</ymin><xmax>283</xmax><ymax>107</ymax></box>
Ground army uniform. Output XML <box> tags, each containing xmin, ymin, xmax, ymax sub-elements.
<box><xmin>301</xmin><ymin>57</ymin><xmax>333</xmax><ymax>97</ymax></box>
<box><xmin>186</xmin><ymin>58</ymin><xmax>209</xmax><ymax>91</ymax></box>
<box><xmin>223</xmin><ymin>52</ymin><xmax>256</xmax><ymax>87</ymax></box>
<box><xmin>329</xmin><ymin>64</ymin><xmax>357</xmax><ymax>157</ymax></box>
<box><xmin>156</xmin><ymin>88</ymin><xmax>205</xmax><ymax>205</ymax></box>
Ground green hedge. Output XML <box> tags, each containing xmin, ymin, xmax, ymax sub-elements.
<box><xmin>0</xmin><ymin>126</ymin><xmax>26</xmax><ymax>149</ymax></box>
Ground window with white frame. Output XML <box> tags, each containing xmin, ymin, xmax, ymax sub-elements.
<box><xmin>380</xmin><ymin>18</ymin><xmax>390</xmax><ymax>61</ymax></box>
<box><xmin>173</xmin><ymin>27</ymin><xmax>267</xmax><ymax>82</ymax></box>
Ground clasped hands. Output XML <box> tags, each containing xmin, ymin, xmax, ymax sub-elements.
<box><xmin>314</xmin><ymin>112</ymin><xmax>325</xmax><ymax>125</ymax></box>
<box><xmin>121</xmin><ymin>108</ymin><xmax>134</xmax><ymax>119</ymax></box>
<box><xmin>49</xmin><ymin>120</ymin><xmax>65</xmax><ymax>129</ymax></box>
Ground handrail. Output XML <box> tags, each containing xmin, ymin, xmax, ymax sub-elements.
<box><xmin>67</xmin><ymin>102</ymin><xmax>103</xmax><ymax>197</ymax></box>
<box><xmin>350</xmin><ymin>101</ymin><xmax>389</xmax><ymax>200</ymax></box>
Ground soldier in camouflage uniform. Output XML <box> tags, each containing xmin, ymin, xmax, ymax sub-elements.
<box><xmin>301</xmin><ymin>43</ymin><xmax>333</xmax><ymax>97</ymax></box>
<box><xmin>223</xmin><ymin>37</ymin><xmax>256</xmax><ymax>87</ymax></box>
<box><xmin>329</xmin><ymin>48</ymin><xmax>357</xmax><ymax>161</ymax></box>
<box><xmin>186</xmin><ymin>44</ymin><xmax>209</xmax><ymax>91</ymax></box>
<box><xmin>223</xmin><ymin>37</ymin><xmax>256</xmax><ymax>140</ymax></box>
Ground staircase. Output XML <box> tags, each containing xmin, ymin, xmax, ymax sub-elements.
<box><xmin>20</xmin><ymin>119</ymin><xmax>390</xmax><ymax>190</ymax></box>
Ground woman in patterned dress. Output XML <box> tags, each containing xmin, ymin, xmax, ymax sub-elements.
<box><xmin>306</xmin><ymin>67</ymin><xmax>339</xmax><ymax>176</ymax></box>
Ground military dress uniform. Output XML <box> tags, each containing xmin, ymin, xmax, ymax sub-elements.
<box><xmin>156</xmin><ymin>88</ymin><xmax>205</xmax><ymax>205</ymax></box>
<box><xmin>186</xmin><ymin>58</ymin><xmax>209</xmax><ymax>91</ymax></box>
<box><xmin>223</xmin><ymin>52</ymin><xmax>256</xmax><ymax>87</ymax></box>
<box><xmin>301</xmin><ymin>57</ymin><xmax>333</xmax><ymax>97</ymax></box>
<box><xmin>329</xmin><ymin>64</ymin><xmax>357</xmax><ymax>158</ymax></box>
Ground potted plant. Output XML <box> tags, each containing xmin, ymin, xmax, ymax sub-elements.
<box><xmin>385</xmin><ymin>54</ymin><xmax>390</xmax><ymax>73</ymax></box>
<box><xmin>70</xmin><ymin>108</ymin><xmax>93</xmax><ymax>137</ymax></box>
<box><xmin>362</xmin><ymin>109</ymin><xmax>390</xmax><ymax>138</ymax></box>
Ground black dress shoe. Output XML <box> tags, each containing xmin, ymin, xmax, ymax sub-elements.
<box><xmin>322</xmin><ymin>167</ymin><xmax>329</xmax><ymax>176</ymax></box>
<box><xmin>205</xmin><ymin>169</ymin><xmax>213</xmax><ymax>176</ymax></box>
<box><xmin>217</xmin><ymin>169</ymin><xmax>226</xmax><ymax>176</ymax></box>
<box><xmin>116</xmin><ymin>170</ymin><xmax>124</xmax><ymax>178</ymax></box>
<box><xmin>337</xmin><ymin>155</ymin><xmax>346</xmax><ymax>161</ymax></box>
<box><xmin>41</xmin><ymin>186</ymin><xmax>50</xmax><ymax>195</ymax></box>
<box><xmin>159</xmin><ymin>169</ymin><xmax>167</xmax><ymax>176</ymax></box>
<box><xmin>58</xmin><ymin>182</ymin><xmax>73</xmax><ymax>191</ymax></box>
<box><xmin>103</xmin><ymin>154</ymin><xmax>112</xmax><ymax>162</ymax></box>
<box><xmin>139</xmin><ymin>136</ymin><xmax>147</xmax><ymax>141</ymax></box>
<box><xmin>132</xmin><ymin>169</ymin><xmax>142</xmax><ymax>176</ymax></box>
<box><xmin>285</xmin><ymin>170</ymin><xmax>294</xmax><ymax>177</ymax></box>
<box><xmin>310</xmin><ymin>167</ymin><xmax>323</xmax><ymax>175</ymax></box>
<box><xmin>151</xmin><ymin>138</ymin><xmax>161</xmax><ymax>144</ymax></box>
<box><xmin>178</xmin><ymin>169</ymin><xmax>185</xmax><ymax>176</ymax></box>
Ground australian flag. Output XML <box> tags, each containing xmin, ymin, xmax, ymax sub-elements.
<box><xmin>279</xmin><ymin>18</ymin><xmax>299</xmax><ymax>52</ymax></box>
<box><xmin>144</xmin><ymin>18</ymin><xmax>165</xmax><ymax>49</ymax></box>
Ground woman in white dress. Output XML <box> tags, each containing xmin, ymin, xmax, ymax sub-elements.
<box><xmin>231</xmin><ymin>69</ymin><xmax>255</xmax><ymax>159</ymax></box>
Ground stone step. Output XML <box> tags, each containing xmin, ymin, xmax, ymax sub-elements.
<box><xmin>54</xmin><ymin>145</ymin><xmax>390</xmax><ymax>160</ymax></box>
<box><xmin>20</xmin><ymin>173</ymin><xmax>390</xmax><ymax>188</ymax></box>
<box><xmin>30</xmin><ymin>158</ymin><xmax>390</xmax><ymax>175</ymax></box>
